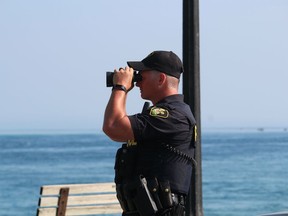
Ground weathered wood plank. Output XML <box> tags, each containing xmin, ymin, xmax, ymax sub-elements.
<box><xmin>37</xmin><ymin>204</ymin><xmax>122</xmax><ymax>216</ymax></box>
<box><xmin>37</xmin><ymin>208</ymin><xmax>57</xmax><ymax>216</ymax></box>
<box><xmin>65</xmin><ymin>205</ymin><xmax>122</xmax><ymax>215</ymax></box>
<box><xmin>39</xmin><ymin>193</ymin><xmax>118</xmax><ymax>207</ymax></box>
<box><xmin>41</xmin><ymin>182</ymin><xmax>116</xmax><ymax>195</ymax></box>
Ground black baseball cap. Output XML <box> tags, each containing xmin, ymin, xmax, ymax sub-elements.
<box><xmin>127</xmin><ymin>50</ymin><xmax>184</xmax><ymax>79</ymax></box>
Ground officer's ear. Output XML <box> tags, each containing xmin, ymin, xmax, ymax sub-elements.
<box><xmin>158</xmin><ymin>72</ymin><xmax>166</xmax><ymax>85</ymax></box>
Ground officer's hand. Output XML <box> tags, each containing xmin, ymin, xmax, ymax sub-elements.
<box><xmin>113</xmin><ymin>67</ymin><xmax>134</xmax><ymax>92</ymax></box>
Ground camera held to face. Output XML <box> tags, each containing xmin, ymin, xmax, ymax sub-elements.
<box><xmin>106</xmin><ymin>71</ymin><xmax>142</xmax><ymax>87</ymax></box>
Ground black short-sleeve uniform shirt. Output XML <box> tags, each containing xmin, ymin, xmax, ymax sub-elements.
<box><xmin>128</xmin><ymin>94</ymin><xmax>196</xmax><ymax>195</ymax></box>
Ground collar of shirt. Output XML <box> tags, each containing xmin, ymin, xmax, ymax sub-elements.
<box><xmin>155</xmin><ymin>94</ymin><xmax>184</xmax><ymax>105</ymax></box>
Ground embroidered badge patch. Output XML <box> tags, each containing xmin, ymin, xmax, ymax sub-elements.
<box><xmin>149</xmin><ymin>107</ymin><xmax>169</xmax><ymax>118</ymax></box>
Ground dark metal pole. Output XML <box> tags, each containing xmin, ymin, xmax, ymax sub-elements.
<box><xmin>183</xmin><ymin>0</ymin><xmax>203</xmax><ymax>216</ymax></box>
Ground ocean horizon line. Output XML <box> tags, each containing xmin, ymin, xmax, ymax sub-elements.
<box><xmin>0</xmin><ymin>126</ymin><xmax>287</xmax><ymax>135</ymax></box>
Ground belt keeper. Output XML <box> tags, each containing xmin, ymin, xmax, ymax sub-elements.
<box><xmin>112</xmin><ymin>84</ymin><xmax>127</xmax><ymax>93</ymax></box>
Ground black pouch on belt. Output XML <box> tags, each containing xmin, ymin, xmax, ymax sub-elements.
<box><xmin>147</xmin><ymin>177</ymin><xmax>163</xmax><ymax>210</ymax></box>
<box><xmin>159</xmin><ymin>181</ymin><xmax>173</xmax><ymax>209</ymax></box>
<box><xmin>114</xmin><ymin>144</ymin><xmax>137</xmax><ymax>184</ymax></box>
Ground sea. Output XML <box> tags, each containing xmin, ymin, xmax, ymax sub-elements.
<box><xmin>0</xmin><ymin>129</ymin><xmax>288</xmax><ymax>216</ymax></box>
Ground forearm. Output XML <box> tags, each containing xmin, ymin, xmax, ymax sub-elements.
<box><xmin>103</xmin><ymin>89</ymin><xmax>133</xmax><ymax>141</ymax></box>
<box><xmin>103</xmin><ymin>90</ymin><xmax>127</xmax><ymax>130</ymax></box>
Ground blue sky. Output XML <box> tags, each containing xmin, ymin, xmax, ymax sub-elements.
<box><xmin>1</xmin><ymin>0</ymin><xmax>288</xmax><ymax>133</ymax></box>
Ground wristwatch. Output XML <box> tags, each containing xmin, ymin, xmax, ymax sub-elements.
<box><xmin>112</xmin><ymin>84</ymin><xmax>127</xmax><ymax>93</ymax></box>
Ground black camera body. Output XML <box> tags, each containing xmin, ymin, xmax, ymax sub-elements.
<box><xmin>106</xmin><ymin>71</ymin><xmax>142</xmax><ymax>87</ymax></box>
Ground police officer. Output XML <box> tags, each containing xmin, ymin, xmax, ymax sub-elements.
<box><xmin>103</xmin><ymin>51</ymin><xmax>196</xmax><ymax>216</ymax></box>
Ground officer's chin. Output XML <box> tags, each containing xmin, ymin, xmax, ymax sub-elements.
<box><xmin>140</xmin><ymin>92</ymin><xmax>147</xmax><ymax>100</ymax></box>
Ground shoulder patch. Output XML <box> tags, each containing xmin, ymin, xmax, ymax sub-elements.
<box><xmin>149</xmin><ymin>107</ymin><xmax>169</xmax><ymax>118</ymax></box>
